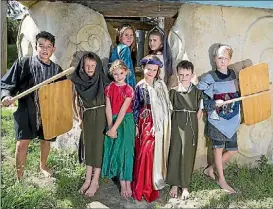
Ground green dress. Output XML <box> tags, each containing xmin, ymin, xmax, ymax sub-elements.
<box><xmin>101</xmin><ymin>82</ymin><xmax>135</xmax><ymax>181</ymax></box>
<box><xmin>166</xmin><ymin>84</ymin><xmax>202</xmax><ymax>188</ymax></box>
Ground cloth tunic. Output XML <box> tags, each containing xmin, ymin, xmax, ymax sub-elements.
<box><xmin>166</xmin><ymin>84</ymin><xmax>202</xmax><ymax>188</ymax></box>
<box><xmin>71</xmin><ymin>52</ymin><xmax>109</xmax><ymax>168</ymax></box>
<box><xmin>1</xmin><ymin>56</ymin><xmax>63</xmax><ymax>140</ymax></box>
<box><xmin>79</xmin><ymin>94</ymin><xmax>106</xmax><ymax>168</ymax></box>
<box><xmin>197</xmin><ymin>69</ymin><xmax>240</xmax><ymax>141</ymax></box>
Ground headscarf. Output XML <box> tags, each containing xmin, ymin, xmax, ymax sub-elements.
<box><xmin>147</xmin><ymin>26</ymin><xmax>173</xmax><ymax>77</ymax></box>
<box><xmin>70</xmin><ymin>51</ymin><xmax>110</xmax><ymax>103</ymax></box>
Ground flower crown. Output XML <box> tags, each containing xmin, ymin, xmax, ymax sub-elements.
<box><xmin>109</xmin><ymin>60</ymin><xmax>128</xmax><ymax>73</ymax></box>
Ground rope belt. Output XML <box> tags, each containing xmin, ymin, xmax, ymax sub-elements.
<box><xmin>82</xmin><ymin>104</ymin><xmax>105</xmax><ymax>113</ymax></box>
<box><xmin>173</xmin><ymin>109</ymin><xmax>197</xmax><ymax>146</ymax></box>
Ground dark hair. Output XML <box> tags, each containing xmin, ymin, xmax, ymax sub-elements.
<box><xmin>148</xmin><ymin>30</ymin><xmax>163</xmax><ymax>55</ymax></box>
<box><xmin>141</xmin><ymin>55</ymin><xmax>162</xmax><ymax>79</ymax></box>
<box><xmin>36</xmin><ymin>31</ymin><xmax>55</xmax><ymax>46</ymax></box>
<box><xmin>176</xmin><ymin>60</ymin><xmax>194</xmax><ymax>73</ymax></box>
<box><xmin>83</xmin><ymin>53</ymin><xmax>96</xmax><ymax>61</ymax></box>
<box><xmin>83</xmin><ymin>53</ymin><xmax>97</xmax><ymax>65</ymax></box>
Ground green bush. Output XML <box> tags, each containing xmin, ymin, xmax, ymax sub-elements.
<box><xmin>7</xmin><ymin>17</ymin><xmax>20</xmax><ymax>45</ymax></box>
<box><xmin>7</xmin><ymin>44</ymin><xmax>18</xmax><ymax>69</ymax></box>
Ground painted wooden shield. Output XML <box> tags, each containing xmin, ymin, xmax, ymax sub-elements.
<box><xmin>38</xmin><ymin>80</ymin><xmax>73</xmax><ymax>139</ymax></box>
<box><xmin>239</xmin><ymin>63</ymin><xmax>271</xmax><ymax>125</ymax></box>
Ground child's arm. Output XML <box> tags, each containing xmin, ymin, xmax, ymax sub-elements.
<box><xmin>203</xmin><ymin>93</ymin><xmax>217</xmax><ymax>112</ymax></box>
<box><xmin>1</xmin><ymin>59</ymin><xmax>23</xmax><ymax>106</ymax></box>
<box><xmin>197</xmin><ymin>73</ymin><xmax>221</xmax><ymax>111</ymax></box>
<box><xmin>110</xmin><ymin>97</ymin><xmax>132</xmax><ymax>131</ymax></box>
<box><xmin>73</xmin><ymin>92</ymin><xmax>83</xmax><ymax>129</ymax></box>
<box><xmin>104</xmin><ymin>84</ymin><xmax>113</xmax><ymax>129</ymax></box>
<box><xmin>133</xmin><ymin>85</ymin><xmax>141</xmax><ymax>125</ymax></box>
<box><xmin>197</xmin><ymin>98</ymin><xmax>203</xmax><ymax>120</ymax></box>
<box><xmin>119</xmin><ymin>45</ymin><xmax>134</xmax><ymax>73</ymax></box>
<box><xmin>133</xmin><ymin>85</ymin><xmax>141</xmax><ymax>136</ymax></box>
<box><xmin>105</xmin><ymin>96</ymin><xmax>113</xmax><ymax>128</ymax></box>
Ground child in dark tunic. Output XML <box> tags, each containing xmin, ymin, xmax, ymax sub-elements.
<box><xmin>167</xmin><ymin>60</ymin><xmax>203</xmax><ymax>199</ymax></box>
<box><xmin>1</xmin><ymin>31</ymin><xmax>64</xmax><ymax>180</ymax></box>
<box><xmin>71</xmin><ymin>52</ymin><xmax>109</xmax><ymax>197</ymax></box>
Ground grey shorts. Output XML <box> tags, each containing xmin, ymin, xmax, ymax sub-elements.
<box><xmin>212</xmin><ymin>139</ymin><xmax>238</xmax><ymax>151</ymax></box>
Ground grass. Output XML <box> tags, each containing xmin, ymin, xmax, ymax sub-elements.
<box><xmin>189</xmin><ymin>158</ymin><xmax>273</xmax><ymax>208</ymax></box>
<box><xmin>1</xmin><ymin>108</ymin><xmax>88</xmax><ymax>209</ymax></box>
<box><xmin>1</xmin><ymin>108</ymin><xmax>273</xmax><ymax>208</ymax></box>
<box><xmin>7</xmin><ymin>44</ymin><xmax>18</xmax><ymax>69</ymax></box>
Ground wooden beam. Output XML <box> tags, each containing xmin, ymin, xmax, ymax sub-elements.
<box><xmin>164</xmin><ymin>17</ymin><xmax>176</xmax><ymax>37</ymax></box>
<box><xmin>64</xmin><ymin>1</ymin><xmax>182</xmax><ymax>17</ymax></box>
<box><xmin>106</xmin><ymin>18</ymin><xmax>155</xmax><ymax>31</ymax></box>
<box><xmin>1</xmin><ymin>1</ymin><xmax>7</xmax><ymax>76</ymax></box>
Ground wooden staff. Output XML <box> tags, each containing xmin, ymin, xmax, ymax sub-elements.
<box><xmin>2</xmin><ymin>66</ymin><xmax>75</xmax><ymax>104</ymax></box>
<box><xmin>220</xmin><ymin>83</ymin><xmax>272</xmax><ymax>106</ymax></box>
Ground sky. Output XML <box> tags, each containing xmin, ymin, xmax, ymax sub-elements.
<box><xmin>183</xmin><ymin>1</ymin><xmax>273</xmax><ymax>9</ymax></box>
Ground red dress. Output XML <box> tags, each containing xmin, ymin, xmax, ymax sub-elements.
<box><xmin>132</xmin><ymin>84</ymin><xmax>159</xmax><ymax>202</ymax></box>
<box><xmin>104</xmin><ymin>82</ymin><xmax>134</xmax><ymax>114</ymax></box>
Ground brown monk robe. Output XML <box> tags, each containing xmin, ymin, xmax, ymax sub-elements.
<box><xmin>166</xmin><ymin>84</ymin><xmax>202</xmax><ymax>190</ymax></box>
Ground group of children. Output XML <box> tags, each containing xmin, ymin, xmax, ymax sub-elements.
<box><xmin>1</xmin><ymin>24</ymin><xmax>240</xmax><ymax>202</ymax></box>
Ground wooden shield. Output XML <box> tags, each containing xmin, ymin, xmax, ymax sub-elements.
<box><xmin>38</xmin><ymin>80</ymin><xmax>73</xmax><ymax>139</ymax></box>
<box><xmin>239</xmin><ymin>63</ymin><xmax>271</xmax><ymax>125</ymax></box>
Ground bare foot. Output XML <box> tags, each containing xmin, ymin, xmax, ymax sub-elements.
<box><xmin>126</xmin><ymin>181</ymin><xmax>132</xmax><ymax>197</ymax></box>
<box><xmin>120</xmin><ymin>181</ymin><xmax>127</xmax><ymax>198</ymax></box>
<box><xmin>169</xmin><ymin>186</ymin><xmax>178</xmax><ymax>198</ymax></box>
<box><xmin>203</xmin><ymin>165</ymin><xmax>216</xmax><ymax>180</ymax></box>
<box><xmin>16</xmin><ymin>168</ymin><xmax>24</xmax><ymax>181</ymax></box>
<box><xmin>40</xmin><ymin>166</ymin><xmax>52</xmax><ymax>178</ymax></box>
<box><xmin>217</xmin><ymin>180</ymin><xmax>236</xmax><ymax>193</ymax></box>
<box><xmin>85</xmin><ymin>181</ymin><xmax>99</xmax><ymax>197</ymax></box>
<box><xmin>78</xmin><ymin>180</ymin><xmax>91</xmax><ymax>194</ymax></box>
<box><xmin>181</xmin><ymin>188</ymin><xmax>190</xmax><ymax>200</ymax></box>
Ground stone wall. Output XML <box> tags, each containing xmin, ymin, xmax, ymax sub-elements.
<box><xmin>18</xmin><ymin>1</ymin><xmax>112</xmax><ymax>70</ymax></box>
<box><xmin>18</xmin><ymin>1</ymin><xmax>112</xmax><ymax>150</ymax></box>
<box><xmin>169</xmin><ymin>4</ymin><xmax>273</xmax><ymax>168</ymax></box>
<box><xmin>18</xmin><ymin>1</ymin><xmax>273</xmax><ymax>168</ymax></box>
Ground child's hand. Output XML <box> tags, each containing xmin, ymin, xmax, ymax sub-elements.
<box><xmin>136</xmin><ymin>127</ymin><xmax>139</xmax><ymax>137</ymax></box>
<box><xmin>106</xmin><ymin>128</ymin><xmax>117</xmax><ymax>139</ymax></box>
<box><xmin>1</xmin><ymin>96</ymin><xmax>14</xmax><ymax>107</ymax></box>
<box><xmin>197</xmin><ymin>109</ymin><xmax>203</xmax><ymax>120</ymax></box>
<box><xmin>151</xmin><ymin>126</ymin><xmax>155</xmax><ymax>137</ymax></box>
<box><xmin>215</xmin><ymin>99</ymin><xmax>224</xmax><ymax>107</ymax></box>
<box><xmin>78</xmin><ymin>119</ymin><xmax>83</xmax><ymax>129</ymax></box>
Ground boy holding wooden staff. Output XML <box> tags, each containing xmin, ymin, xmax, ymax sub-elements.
<box><xmin>1</xmin><ymin>31</ymin><xmax>64</xmax><ymax>180</ymax></box>
<box><xmin>197</xmin><ymin>44</ymin><xmax>240</xmax><ymax>193</ymax></box>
